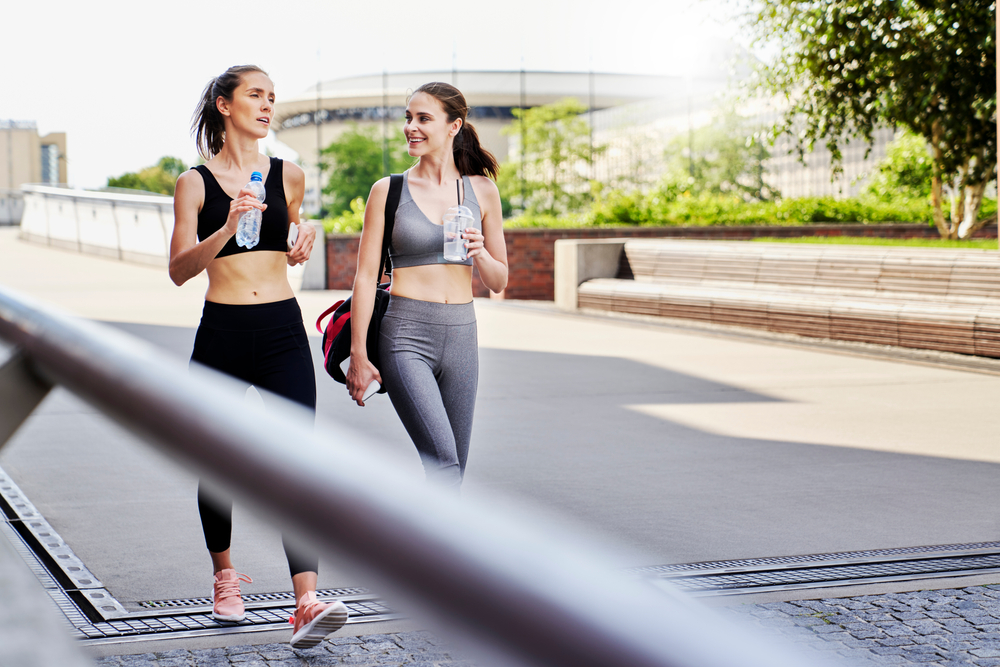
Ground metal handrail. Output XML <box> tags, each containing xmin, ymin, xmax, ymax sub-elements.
<box><xmin>0</xmin><ymin>285</ymin><xmax>821</xmax><ymax>667</ymax></box>
<box><xmin>20</xmin><ymin>183</ymin><xmax>172</xmax><ymax>204</ymax></box>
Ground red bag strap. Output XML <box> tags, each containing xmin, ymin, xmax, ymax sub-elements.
<box><xmin>315</xmin><ymin>299</ymin><xmax>345</xmax><ymax>333</ymax></box>
<box><xmin>315</xmin><ymin>175</ymin><xmax>401</xmax><ymax>336</ymax></box>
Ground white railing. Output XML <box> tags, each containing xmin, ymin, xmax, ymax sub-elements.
<box><xmin>16</xmin><ymin>185</ymin><xmax>327</xmax><ymax>288</ymax></box>
<box><xmin>0</xmin><ymin>189</ymin><xmax>25</xmax><ymax>226</ymax></box>
<box><xmin>19</xmin><ymin>185</ymin><xmax>172</xmax><ymax>266</ymax></box>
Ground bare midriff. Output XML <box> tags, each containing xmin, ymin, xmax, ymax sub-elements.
<box><xmin>389</xmin><ymin>264</ymin><xmax>474</xmax><ymax>304</ymax></box>
<box><xmin>205</xmin><ymin>252</ymin><xmax>294</xmax><ymax>304</ymax></box>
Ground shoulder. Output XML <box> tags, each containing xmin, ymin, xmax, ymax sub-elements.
<box><xmin>280</xmin><ymin>158</ymin><xmax>304</xmax><ymax>179</ymax></box>
<box><xmin>369</xmin><ymin>175</ymin><xmax>392</xmax><ymax>199</ymax></box>
<box><xmin>468</xmin><ymin>174</ymin><xmax>500</xmax><ymax>203</ymax></box>
<box><xmin>174</xmin><ymin>168</ymin><xmax>205</xmax><ymax>199</ymax></box>
<box><xmin>173</xmin><ymin>169</ymin><xmax>205</xmax><ymax>220</ymax></box>
<box><xmin>281</xmin><ymin>159</ymin><xmax>304</xmax><ymax>185</ymax></box>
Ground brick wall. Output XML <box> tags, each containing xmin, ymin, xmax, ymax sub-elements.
<box><xmin>326</xmin><ymin>235</ymin><xmax>361</xmax><ymax>290</ymax></box>
<box><xmin>326</xmin><ymin>224</ymin><xmax>997</xmax><ymax>300</ymax></box>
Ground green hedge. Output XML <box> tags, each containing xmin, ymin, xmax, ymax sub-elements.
<box><xmin>508</xmin><ymin>193</ymin><xmax>998</xmax><ymax>229</ymax></box>
<box><xmin>326</xmin><ymin>192</ymin><xmax>998</xmax><ymax>232</ymax></box>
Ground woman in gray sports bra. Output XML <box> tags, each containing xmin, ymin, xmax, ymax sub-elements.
<box><xmin>346</xmin><ymin>82</ymin><xmax>508</xmax><ymax>489</ymax></box>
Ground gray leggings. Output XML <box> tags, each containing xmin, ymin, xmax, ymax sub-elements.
<box><xmin>379</xmin><ymin>295</ymin><xmax>478</xmax><ymax>489</ymax></box>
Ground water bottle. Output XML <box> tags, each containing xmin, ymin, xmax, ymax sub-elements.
<box><xmin>443</xmin><ymin>205</ymin><xmax>476</xmax><ymax>261</ymax></box>
<box><xmin>236</xmin><ymin>172</ymin><xmax>265</xmax><ymax>249</ymax></box>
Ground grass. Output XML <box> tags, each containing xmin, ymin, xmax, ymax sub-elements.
<box><xmin>751</xmin><ymin>236</ymin><xmax>998</xmax><ymax>250</ymax></box>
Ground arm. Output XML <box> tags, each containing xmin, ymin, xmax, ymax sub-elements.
<box><xmin>465</xmin><ymin>176</ymin><xmax>508</xmax><ymax>294</ymax></box>
<box><xmin>283</xmin><ymin>161</ymin><xmax>315</xmax><ymax>266</ymax></box>
<box><xmin>345</xmin><ymin>177</ymin><xmax>391</xmax><ymax>406</ymax></box>
<box><xmin>168</xmin><ymin>170</ymin><xmax>265</xmax><ymax>286</ymax></box>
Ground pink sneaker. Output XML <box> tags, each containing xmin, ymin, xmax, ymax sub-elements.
<box><xmin>212</xmin><ymin>569</ymin><xmax>252</xmax><ymax>622</ymax></box>
<box><xmin>288</xmin><ymin>591</ymin><xmax>348</xmax><ymax>649</ymax></box>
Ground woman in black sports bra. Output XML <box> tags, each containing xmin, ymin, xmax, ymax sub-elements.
<box><xmin>170</xmin><ymin>64</ymin><xmax>346</xmax><ymax>649</ymax></box>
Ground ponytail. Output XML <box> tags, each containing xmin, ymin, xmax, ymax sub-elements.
<box><xmin>454</xmin><ymin>121</ymin><xmax>499</xmax><ymax>180</ymax></box>
<box><xmin>192</xmin><ymin>65</ymin><xmax>268</xmax><ymax>160</ymax></box>
<box><xmin>412</xmin><ymin>82</ymin><xmax>499</xmax><ymax>180</ymax></box>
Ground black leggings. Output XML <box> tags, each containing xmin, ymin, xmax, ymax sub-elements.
<box><xmin>190</xmin><ymin>298</ymin><xmax>318</xmax><ymax>577</ymax></box>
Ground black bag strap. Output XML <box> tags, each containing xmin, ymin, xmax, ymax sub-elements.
<box><xmin>378</xmin><ymin>174</ymin><xmax>403</xmax><ymax>284</ymax></box>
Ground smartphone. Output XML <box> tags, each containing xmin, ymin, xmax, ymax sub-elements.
<box><xmin>286</xmin><ymin>223</ymin><xmax>299</xmax><ymax>250</ymax></box>
<box><xmin>339</xmin><ymin>358</ymin><xmax>380</xmax><ymax>402</ymax></box>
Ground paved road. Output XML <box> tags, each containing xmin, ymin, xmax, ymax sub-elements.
<box><xmin>2</xmin><ymin>228</ymin><xmax>1000</xmax><ymax>662</ymax></box>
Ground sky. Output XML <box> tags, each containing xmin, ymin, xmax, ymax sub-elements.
<box><xmin>3</xmin><ymin>0</ymin><xmax>739</xmax><ymax>188</ymax></box>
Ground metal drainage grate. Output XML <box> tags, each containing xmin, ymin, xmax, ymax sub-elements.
<box><xmin>138</xmin><ymin>587</ymin><xmax>369</xmax><ymax>610</ymax></box>
<box><xmin>70</xmin><ymin>594</ymin><xmax>398</xmax><ymax>646</ymax></box>
<box><xmin>631</xmin><ymin>541</ymin><xmax>1000</xmax><ymax>576</ymax></box>
<box><xmin>0</xmin><ymin>466</ymin><xmax>400</xmax><ymax>645</ymax></box>
<box><xmin>636</xmin><ymin>547</ymin><xmax>1000</xmax><ymax>596</ymax></box>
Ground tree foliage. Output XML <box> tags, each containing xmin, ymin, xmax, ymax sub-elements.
<box><xmin>321</xmin><ymin>124</ymin><xmax>411</xmax><ymax>216</ymax></box>
<box><xmin>741</xmin><ymin>0</ymin><xmax>996</xmax><ymax>238</ymax></box>
<box><xmin>107</xmin><ymin>156</ymin><xmax>187</xmax><ymax>196</ymax></box>
<box><xmin>322</xmin><ymin>196</ymin><xmax>366</xmax><ymax>234</ymax></box>
<box><xmin>863</xmin><ymin>128</ymin><xmax>935</xmax><ymax>200</ymax></box>
<box><xmin>500</xmin><ymin>98</ymin><xmax>603</xmax><ymax>216</ymax></box>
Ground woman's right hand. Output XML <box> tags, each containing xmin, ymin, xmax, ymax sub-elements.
<box><xmin>223</xmin><ymin>187</ymin><xmax>267</xmax><ymax>237</ymax></box>
<box><xmin>346</xmin><ymin>353</ymin><xmax>382</xmax><ymax>407</ymax></box>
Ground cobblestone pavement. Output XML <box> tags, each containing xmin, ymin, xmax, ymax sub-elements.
<box><xmin>91</xmin><ymin>632</ymin><xmax>474</xmax><ymax>667</ymax></box>
<box><xmin>92</xmin><ymin>585</ymin><xmax>1000</xmax><ymax>666</ymax></box>
<box><xmin>728</xmin><ymin>584</ymin><xmax>1000</xmax><ymax>666</ymax></box>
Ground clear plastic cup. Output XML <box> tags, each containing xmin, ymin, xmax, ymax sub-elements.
<box><xmin>443</xmin><ymin>205</ymin><xmax>476</xmax><ymax>262</ymax></box>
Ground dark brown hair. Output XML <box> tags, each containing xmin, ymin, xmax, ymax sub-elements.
<box><xmin>192</xmin><ymin>65</ymin><xmax>268</xmax><ymax>160</ymax></box>
<box><xmin>411</xmin><ymin>82</ymin><xmax>499</xmax><ymax>179</ymax></box>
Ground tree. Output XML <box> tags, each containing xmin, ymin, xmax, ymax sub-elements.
<box><xmin>663</xmin><ymin>111</ymin><xmax>775</xmax><ymax>201</ymax></box>
<box><xmin>321</xmin><ymin>125</ymin><xmax>411</xmax><ymax>216</ymax></box>
<box><xmin>501</xmin><ymin>98</ymin><xmax>602</xmax><ymax>216</ymax></box>
<box><xmin>741</xmin><ymin>0</ymin><xmax>996</xmax><ymax>238</ymax></box>
<box><xmin>107</xmin><ymin>156</ymin><xmax>187</xmax><ymax>196</ymax></box>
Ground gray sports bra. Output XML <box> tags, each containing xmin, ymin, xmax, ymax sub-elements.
<box><xmin>389</xmin><ymin>171</ymin><xmax>482</xmax><ymax>268</ymax></box>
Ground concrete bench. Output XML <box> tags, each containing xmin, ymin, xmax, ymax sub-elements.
<box><xmin>554</xmin><ymin>239</ymin><xmax>1000</xmax><ymax>357</ymax></box>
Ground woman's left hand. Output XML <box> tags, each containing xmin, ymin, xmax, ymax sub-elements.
<box><xmin>464</xmin><ymin>227</ymin><xmax>488</xmax><ymax>260</ymax></box>
<box><xmin>286</xmin><ymin>222</ymin><xmax>316</xmax><ymax>266</ymax></box>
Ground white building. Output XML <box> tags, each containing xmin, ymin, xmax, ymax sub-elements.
<box><xmin>273</xmin><ymin>70</ymin><xmax>681</xmax><ymax>214</ymax></box>
<box><xmin>0</xmin><ymin>121</ymin><xmax>67</xmax><ymax>224</ymax></box>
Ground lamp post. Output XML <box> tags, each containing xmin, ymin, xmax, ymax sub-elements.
<box><xmin>382</xmin><ymin>69</ymin><xmax>389</xmax><ymax>177</ymax></box>
<box><xmin>315</xmin><ymin>78</ymin><xmax>322</xmax><ymax>217</ymax></box>
<box><xmin>686</xmin><ymin>75</ymin><xmax>694</xmax><ymax>180</ymax></box>
<box><xmin>6</xmin><ymin>121</ymin><xmax>12</xmax><ymax>192</ymax></box>
<box><xmin>520</xmin><ymin>61</ymin><xmax>526</xmax><ymax>212</ymax></box>
<box><xmin>589</xmin><ymin>64</ymin><xmax>595</xmax><ymax>182</ymax></box>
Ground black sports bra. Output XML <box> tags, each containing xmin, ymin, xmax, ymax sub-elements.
<box><xmin>193</xmin><ymin>157</ymin><xmax>289</xmax><ymax>258</ymax></box>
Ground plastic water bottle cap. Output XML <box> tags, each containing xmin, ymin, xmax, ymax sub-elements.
<box><xmin>250</xmin><ymin>172</ymin><xmax>263</xmax><ymax>181</ymax></box>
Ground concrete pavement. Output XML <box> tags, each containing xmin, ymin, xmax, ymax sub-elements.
<box><xmin>1</xmin><ymin>227</ymin><xmax>1000</xmax><ymax>663</ymax></box>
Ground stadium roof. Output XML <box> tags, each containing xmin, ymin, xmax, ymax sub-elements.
<box><xmin>274</xmin><ymin>70</ymin><xmax>682</xmax><ymax>128</ymax></box>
